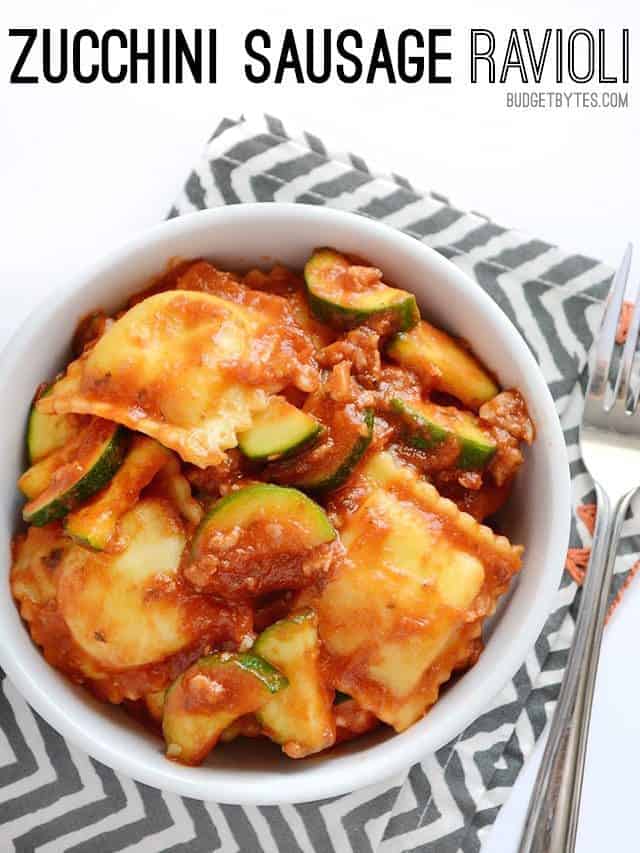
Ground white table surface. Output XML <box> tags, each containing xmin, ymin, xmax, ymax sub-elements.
<box><xmin>1</xmin><ymin>0</ymin><xmax>639</xmax><ymax>850</ymax></box>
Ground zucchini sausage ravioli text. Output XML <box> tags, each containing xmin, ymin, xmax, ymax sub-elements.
<box><xmin>11</xmin><ymin>248</ymin><xmax>533</xmax><ymax>765</ymax></box>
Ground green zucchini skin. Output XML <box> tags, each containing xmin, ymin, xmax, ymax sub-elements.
<box><xmin>390</xmin><ymin>398</ymin><xmax>496</xmax><ymax>469</ymax></box>
<box><xmin>233</xmin><ymin>652</ymin><xmax>289</xmax><ymax>693</ymax></box>
<box><xmin>334</xmin><ymin>691</ymin><xmax>352</xmax><ymax>705</ymax></box>
<box><xmin>237</xmin><ymin>397</ymin><xmax>323</xmax><ymax>462</ymax></box>
<box><xmin>390</xmin><ymin>399</ymin><xmax>447</xmax><ymax>452</ymax></box>
<box><xmin>63</xmin><ymin>436</ymin><xmax>171</xmax><ymax>550</ymax></box>
<box><xmin>291</xmin><ymin>408</ymin><xmax>374</xmax><ymax>493</ymax></box>
<box><xmin>192</xmin><ymin>483</ymin><xmax>336</xmax><ymax>558</ymax></box>
<box><xmin>27</xmin><ymin>383</ymin><xmax>80</xmax><ymax>465</ymax></box>
<box><xmin>457</xmin><ymin>437</ymin><xmax>496</xmax><ymax>470</ymax></box>
<box><xmin>308</xmin><ymin>289</ymin><xmax>419</xmax><ymax>333</ymax></box>
<box><xmin>23</xmin><ymin>423</ymin><xmax>127</xmax><ymax>526</ymax></box>
<box><xmin>305</xmin><ymin>248</ymin><xmax>419</xmax><ymax>333</ymax></box>
<box><xmin>162</xmin><ymin>652</ymin><xmax>287</xmax><ymax>765</ymax></box>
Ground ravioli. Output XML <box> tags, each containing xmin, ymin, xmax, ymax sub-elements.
<box><xmin>37</xmin><ymin>290</ymin><xmax>300</xmax><ymax>467</ymax></box>
<box><xmin>315</xmin><ymin>452</ymin><xmax>522</xmax><ymax>731</ymax></box>
<box><xmin>10</xmin><ymin>523</ymin><xmax>105</xmax><ymax>681</ymax></box>
<box><xmin>57</xmin><ymin>498</ymin><xmax>191</xmax><ymax>669</ymax></box>
<box><xmin>11</xmin><ymin>523</ymin><xmax>70</xmax><ymax>610</ymax></box>
<box><xmin>10</xmin><ymin>252</ymin><xmax>534</xmax><ymax>760</ymax></box>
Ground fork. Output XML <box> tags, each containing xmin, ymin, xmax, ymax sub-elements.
<box><xmin>519</xmin><ymin>244</ymin><xmax>640</xmax><ymax>853</ymax></box>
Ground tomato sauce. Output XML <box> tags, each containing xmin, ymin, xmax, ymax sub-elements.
<box><xmin>184</xmin><ymin>519</ymin><xmax>339</xmax><ymax>601</ymax></box>
<box><xmin>11</xmin><ymin>253</ymin><xmax>533</xmax><ymax>760</ymax></box>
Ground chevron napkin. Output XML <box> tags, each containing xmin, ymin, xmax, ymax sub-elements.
<box><xmin>2</xmin><ymin>112</ymin><xmax>637</xmax><ymax>853</ymax></box>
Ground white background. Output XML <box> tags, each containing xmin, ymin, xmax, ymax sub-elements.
<box><xmin>1</xmin><ymin>1</ymin><xmax>639</xmax><ymax>850</ymax></box>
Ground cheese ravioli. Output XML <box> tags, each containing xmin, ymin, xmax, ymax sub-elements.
<box><xmin>57</xmin><ymin>498</ymin><xmax>189</xmax><ymax>669</ymax></box>
<box><xmin>37</xmin><ymin>291</ymin><xmax>294</xmax><ymax>467</ymax></box>
<box><xmin>315</xmin><ymin>452</ymin><xmax>522</xmax><ymax>731</ymax></box>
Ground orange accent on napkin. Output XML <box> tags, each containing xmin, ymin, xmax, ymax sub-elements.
<box><xmin>566</xmin><ymin>502</ymin><xmax>640</xmax><ymax>623</ymax></box>
<box><xmin>606</xmin><ymin>559</ymin><xmax>640</xmax><ymax>624</ymax></box>
<box><xmin>577</xmin><ymin>503</ymin><xmax>597</xmax><ymax>535</ymax></box>
<box><xmin>565</xmin><ymin>548</ymin><xmax>590</xmax><ymax>585</ymax></box>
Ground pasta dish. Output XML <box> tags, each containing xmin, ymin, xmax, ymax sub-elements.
<box><xmin>10</xmin><ymin>248</ymin><xmax>533</xmax><ymax>765</ymax></box>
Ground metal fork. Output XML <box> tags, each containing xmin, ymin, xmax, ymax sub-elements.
<box><xmin>519</xmin><ymin>244</ymin><xmax>640</xmax><ymax>853</ymax></box>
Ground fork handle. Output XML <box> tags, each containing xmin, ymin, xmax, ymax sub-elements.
<box><xmin>518</xmin><ymin>485</ymin><xmax>633</xmax><ymax>853</ymax></box>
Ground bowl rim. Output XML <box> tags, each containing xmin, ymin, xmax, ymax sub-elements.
<box><xmin>0</xmin><ymin>203</ymin><xmax>570</xmax><ymax>804</ymax></box>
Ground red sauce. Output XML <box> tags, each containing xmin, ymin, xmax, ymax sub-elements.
<box><xmin>267</xmin><ymin>392</ymin><xmax>371</xmax><ymax>487</ymax></box>
<box><xmin>11</xmin><ymin>254</ymin><xmax>533</xmax><ymax>760</ymax></box>
<box><xmin>185</xmin><ymin>518</ymin><xmax>339</xmax><ymax>601</ymax></box>
<box><xmin>23</xmin><ymin>588</ymin><xmax>253</xmax><ymax>703</ymax></box>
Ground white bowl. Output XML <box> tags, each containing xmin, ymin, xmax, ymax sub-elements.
<box><xmin>0</xmin><ymin>204</ymin><xmax>570</xmax><ymax>804</ymax></box>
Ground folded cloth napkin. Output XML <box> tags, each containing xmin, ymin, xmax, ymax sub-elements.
<box><xmin>1</xmin><ymin>112</ymin><xmax>636</xmax><ymax>853</ymax></box>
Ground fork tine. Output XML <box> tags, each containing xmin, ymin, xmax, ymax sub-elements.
<box><xmin>612</xmin><ymin>258</ymin><xmax>640</xmax><ymax>409</ymax></box>
<box><xmin>627</xmin><ymin>357</ymin><xmax>640</xmax><ymax>414</ymax></box>
<box><xmin>589</xmin><ymin>243</ymin><xmax>633</xmax><ymax>399</ymax></box>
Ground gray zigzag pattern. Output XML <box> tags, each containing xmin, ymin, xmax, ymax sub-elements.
<box><xmin>2</xmin><ymin>113</ymin><xmax>634</xmax><ymax>853</ymax></box>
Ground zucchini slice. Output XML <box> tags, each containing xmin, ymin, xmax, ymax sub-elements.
<box><xmin>189</xmin><ymin>484</ymin><xmax>336</xmax><ymax>600</ymax></box>
<box><xmin>238</xmin><ymin>396</ymin><xmax>323</xmax><ymax>462</ymax></box>
<box><xmin>253</xmin><ymin>610</ymin><xmax>335</xmax><ymax>757</ymax></box>
<box><xmin>390</xmin><ymin>398</ymin><xmax>496</xmax><ymax>469</ymax></box>
<box><xmin>27</xmin><ymin>382</ymin><xmax>82</xmax><ymax>464</ymax></box>
<box><xmin>22</xmin><ymin>420</ymin><xmax>127</xmax><ymax>527</ymax></box>
<box><xmin>270</xmin><ymin>399</ymin><xmax>374</xmax><ymax>492</ymax></box>
<box><xmin>192</xmin><ymin>483</ymin><xmax>335</xmax><ymax>558</ymax></box>
<box><xmin>308</xmin><ymin>407</ymin><xmax>373</xmax><ymax>492</ymax></box>
<box><xmin>305</xmin><ymin>248</ymin><xmax>419</xmax><ymax>333</ymax></box>
<box><xmin>64</xmin><ymin>436</ymin><xmax>171</xmax><ymax>549</ymax></box>
<box><xmin>163</xmin><ymin>652</ymin><xmax>287</xmax><ymax>765</ymax></box>
<box><xmin>387</xmin><ymin>320</ymin><xmax>499</xmax><ymax>410</ymax></box>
